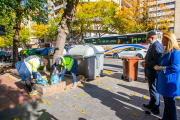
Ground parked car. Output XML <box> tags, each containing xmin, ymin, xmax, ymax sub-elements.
<box><xmin>0</xmin><ymin>50</ymin><xmax>6</xmax><ymax>62</ymax></box>
<box><xmin>112</xmin><ymin>47</ymin><xmax>147</xmax><ymax>59</ymax></box>
<box><xmin>0</xmin><ymin>50</ymin><xmax>21</xmax><ymax>62</ymax></box>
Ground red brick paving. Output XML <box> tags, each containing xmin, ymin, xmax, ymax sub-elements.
<box><xmin>0</xmin><ymin>73</ymin><xmax>41</xmax><ymax>111</ymax></box>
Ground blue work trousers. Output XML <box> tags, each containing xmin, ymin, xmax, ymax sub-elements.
<box><xmin>60</xmin><ymin>69</ymin><xmax>77</xmax><ymax>85</ymax></box>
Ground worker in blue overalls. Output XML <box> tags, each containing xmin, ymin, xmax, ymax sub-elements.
<box><xmin>15</xmin><ymin>55</ymin><xmax>48</xmax><ymax>95</ymax></box>
<box><xmin>53</xmin><ymin>56</ymin><xmax>78</xmax><ymax>89</ymax></box>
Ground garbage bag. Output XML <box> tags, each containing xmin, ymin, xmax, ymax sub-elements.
<box><xmin>26</xmin><ymin>48</ymin><xmax>37</xmax><ymax>55</ymax></box>
<box><xmin>50</xmin><ymin>73</ymin><xmax>60</xmax><ymax>85</ymax></box>
<box><xmin>20</xmin><ymin>49</ymin><xmax>28</xmax><ymax>55</ymax></box>
<box><xmin>36</xmin><ymin>74</ymin><xmax>48</xmax><ymax>85</ymax></box>
<box><xmin>35</xmin><ymin>48</ymin><xmax>48</xmax><ymax>55</ymax></box>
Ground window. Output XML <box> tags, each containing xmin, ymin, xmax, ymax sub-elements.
<box><xmin>136</xmin><ymin>48</ymin><xmax>142</xmax><ymax>51</ymax></box>
<box><xmin>109</xmin><ymin>40</ymin><xmax>117</xmax><ymax>44</ymax></box>
<box><xmin>127</xmin><ymin>36</ymin><xmax>137</xmax><ymax>44</ymax></box>
<box><xmin>92</xmin><ymin>39</ymin><xmax>97</xmax><ymax>44</ymax></box>
<box><xmin>122</xmin><ymin>48</ymin><xmax>129</xmax><ymax>51</ymax></box>
<box><xmin>137</xmin><ymin>35</ymin><xmax>147</xmax><ymax>43</ymax></box>
<box><xmin>118</xmin><ymin>36</ymin><xmax>127</xmax><ymax>44</ymax></box>
<box><xmin>96</xmin><ymin>39</ymin><xmax>101</xmax><ymax>45</ymax></box>
<box><xmin>129</xmin><ymin>48</ymin><xmax>135</xmax><ymax>51</ymax></box>
<box><xmin>101</xmin><ymin>38</ymin><xmax>110</xmax><ymax>44</ymax></box>
<box><xmin>94</xmin><ymin>25</ymin><xmax>98</xmax><ymax>30</ymax></box>
<box><xmin>121</xmin><ymin>36</ymin><xmax>131</xmax><ymax>44</ymax></box>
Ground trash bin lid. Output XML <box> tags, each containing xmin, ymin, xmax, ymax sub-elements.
<box><xmin>68</xmin><ymin>46</ymin><xmax>94</xmax><ymax>57</ymax></box>
<box><xmin>68</xmin><ymin>45</ymin><xmax>104</xmax><ymax>58</ymax></box>
<box><xmin>121</xmin><ymin>56</ymin><xmax>141</xmax><ymax>60</ymax></box>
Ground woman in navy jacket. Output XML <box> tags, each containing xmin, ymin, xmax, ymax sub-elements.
<box><xmin>154</xmin><ymin>32</ymin><xmax>180</xmax><ymax>120</ymax></box>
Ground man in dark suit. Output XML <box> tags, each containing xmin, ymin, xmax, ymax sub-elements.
<box><xmin>141</xmin><ymin>31</ymin><xmax>163</xmax><ymax>114</ymax></box>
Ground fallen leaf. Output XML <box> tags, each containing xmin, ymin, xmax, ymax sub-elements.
<box><xmin>74</xmin><ymin>95</ymin><xmax>77</xmax><ymax>97</ymax></box>
<box><xmin>8</xmin><ymin>91</ymin><xmax>12</xmax><ymax>94</ymax></box>
<box><xmin>73</xmin><ymin>106</ymin><xmax>76</xmax><ymax>108</ymax></box>
<box><xmin>64</xmin><ymin>88</ymin><xmax>68</xmax><ymax>90</ymax></box>
<box><xmin>48</xmin><ymin>102</ymin><xmax>51</xmax><ymax>104</ymax></box>
<box><xmin>36</xmin><ymin>101</ymin><xmax>39</xmax><ymax>104</ymax></box>
<box><xmin>98</xmin><ymin>84</ymin><xmax>101</xmax><ymax>85</ymax></box>
<box><xmin>131</xmin><ymin>113</ymin><xmax>140</xmax><ymax>117</ymax></box>
<box><xmin>142</xmin><ymin>95</ymin><xmax>146</xmax><ymax>99</ymax></box>
<box><xmin>109</xmin><ymin>78</ymin><xmax>111</xmax><ymax>79</ymax></box>
<box><xmin>114</xmin><ymin>72</ymin><xmax>116</xmax><ymax>73</ymax></box>
<box><xmin>175</xmin><ymin>98</ymin><xmax>180</xmax><ymax>101</ymax></box>
<box><xmin>80</xmin><ymin>93</ymin><xmax>83</xmax><ymax>96</ymax></box>
<box><xmin>134</xmin><ymin>92</ymin><xmax>137</xmax><ymax>93</ymax></box>
<box><xmin>55</xmin><ymin>96</ymin><xmax>58</xmax><ymax>99</ymax></box>
<box><xmin>98</xmin><ymin>81</ymin><xmax>100</xmax><ymax>83</ymax></box>
<box><xmin>124</xmin><ymin>98</ymin><xmax>130</xmax><ymax>101</ymax></box>
<box><xmin>28</xmin><ymin>95</ymin><xmax>33</xmax><ymax>97</ymax></box>
<box><xmin>81</xmin><ymin>110</ymin><xmax>85</xmax><ymax>113</ymax></box>
<box><xmin>67</xmin><ymin>80</ymin><xmax>71</xmax><ymax>81</ymax></box>
<box><xmin>6</xmin><ymin>80</ymin><xmax>10</xmax><ymax>81</ymax></box>
<box><xmin>14</xmin><ymin>118</ymin><xmax>19</xmax><ymax>120</ymax></box>
<box><xmin>132</xmin><ymin>93</ymin><xmax>134</xmax><ymax>96</ymax></box>
<box><xmin>106</xmin><ymin>88</ymin><xmax>110</xmax><ymax>90</ymax></box>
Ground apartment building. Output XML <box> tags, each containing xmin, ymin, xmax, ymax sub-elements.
<box><xmin>174</xmin><ymin>0</ymin><xmax>180</xmax><ymax>41</ymax></box>
<box><xmin>147</xmin><ymin>0</ymin><xmax>176</xmax><ymax>32</ymax></box>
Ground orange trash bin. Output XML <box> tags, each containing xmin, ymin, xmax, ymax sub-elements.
<box><xmin>121</xmin><ymin>57</ymin><xmax>141</xmax><ymax>82</ymax></box>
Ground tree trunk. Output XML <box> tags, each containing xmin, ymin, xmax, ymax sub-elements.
<box><xmin>52</xmin><ymin>0</ymin><xmax>79</xmax><ymax>64</ymax></box>
<box><xmin>12</xmin><ymin>13</ymin><xmax>21</xmax><ymax>67</ymax></box>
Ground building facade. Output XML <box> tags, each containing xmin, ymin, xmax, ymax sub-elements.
<box><xmin>147</xmin><ymin>0</ymin><xmax>176</xmax><ymax>32</ymax></box>
<box><xmin>174</xmin><ymin>0</ymin><xmax>180</xmax><ymax>41</ymax></box>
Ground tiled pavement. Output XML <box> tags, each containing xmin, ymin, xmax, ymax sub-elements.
<box><xmin>0</xmin><ymin>58</ymin><xmax>180</xmax><ymax>120</ymax></box>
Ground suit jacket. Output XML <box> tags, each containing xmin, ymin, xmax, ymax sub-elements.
<box><xmin>157</xmin><ymin>49</ymin><xmax>180</xmax><ymax>97</ymax></box>
<box><xmin>145</xmin><ymin>40</ymin><xmax>163</xmax><ymax>79</ymax></box>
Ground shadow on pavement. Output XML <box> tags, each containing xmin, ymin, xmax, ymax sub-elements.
<box><xmin>79</xmin><ymin>82</ymin><xmax>161</xmax><ymax>119</ymax></box>
<box><xmin>104</xmin><ymin>64</ymin><xmax>123</xmax><ymax>69</ymax></box>
<box><xmin>0</xmin><ymin>97</ymin><xmax>58</xmax><ymax>120</ymax></box>
<box><xmin>37</xmin><ymin>109</ymin><xmax>58</xmax><ymax>120</ymax></box>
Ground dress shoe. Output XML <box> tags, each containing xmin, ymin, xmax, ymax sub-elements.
<box><xmin>151</xmin><ymin>107</ymin><xmax>160</xmax><ymax>114</ymax></box>
<box><xmin>143</xmin><ymin>104</ymin><xmax>153</xmax><ymax>109</ymax></box>
<box><xmin>145</xmin><ymin>108</ymin><xmax>160</xmax><ymax>115</ymax></box>
<box><xmin>158</xmin><ymin>118</ymin><xmax>162</xmax><ymax>120</ymax></box>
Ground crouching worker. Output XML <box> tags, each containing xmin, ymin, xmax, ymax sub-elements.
<box><xmin>53</xmin><ymin>56</ymin><xmax>78</xmax><ymax>89</ymax></box>
<box><xmin>15</xmin><ymin>55</ymin><xmax>48</xmax><ymax>95</ymax></box>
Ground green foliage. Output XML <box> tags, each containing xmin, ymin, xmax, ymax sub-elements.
<box><xmin>19</xmin><ymin>26</ymin><xmax>30</xmax><ymax>45</ymax></box>
<box><xmin>31</xmin><ymin>24</ymin><xmax>48</xmax><ymax>40</ymax></box>
<box><xmin>0</xmin><ymin>10</ymin><xmax>15</xmax><ymax>48</ymax></box>
<box><xmin>74</xmin><ymin>0</ymin><xmax>119</xmax><ymax>38</ymax></box>
<box><xmin>46</xmin><ymin>9</ymin><xmax>64</xmax><ymax>42</ymax></box>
